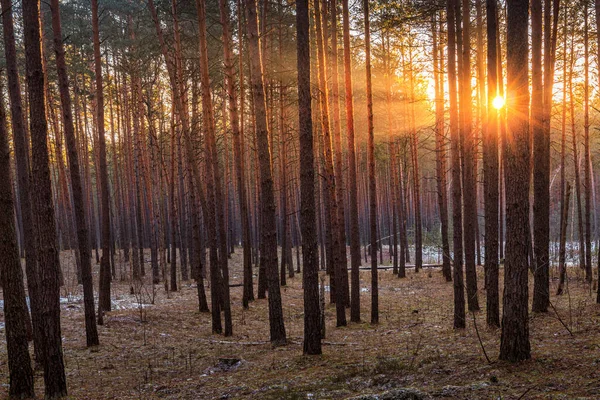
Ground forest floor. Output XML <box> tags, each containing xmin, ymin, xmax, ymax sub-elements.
<box><xmin>1</xmin><ymin>249</ymin><xmax>600</xmax><ymax>399</ymax></box>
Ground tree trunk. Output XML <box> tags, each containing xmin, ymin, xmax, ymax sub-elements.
<box><xmin>557</xmin><ymin>183</ymin><xmax>571</xmax><ymax>295</ymax></box>
<box><xmin>363</xmin><ymin>0</ymin><xmax>378</xmax><ymax>325</ymax></box>
<box><xmin>484</xmin><ymin>0</ymin><xmax>500</xmax><ymax>327</ymax></box>
<box><xmin>22</xmin><ymin>0</ymin><xmax>68</xmax><ymax>393</ymax></box>
<box><xmin>245</xmin><ymin>0</ymin><xmax>287</xmax><ymax>346</ymax></box>
<box><xmin>0</xmin><ymin>69</ymin><xmax>35</xmax><ymax>399</ymax></box>
<box><xmin>296</xmin><ymin>0</ymin><xmax>321</xmax><ymax>355</ymax></box>
<box><xmin>447</xmin><ymin>0</ymin><xmax>466</xmax><ymax>329</ymax></box>
<box><xmin>196</xmin><ymin>0</ymin><xmax>233</xmax><ymax>337</ymax></box>
<box><xmin>330</xmin><ymin>0</ymin><xmax>350</xmax><ymax>307</ymax></box>
<box><xmin>221</xmin><ymin>0</ymin><xmax>253</xmax><ymax>308</ymax></box>
<box><xmin>458</xmin><ymin>0</ymin><xmax>479</xmax><ymax>312</ymax></box>
<box><xmin>342</xmin><ymin>0</ymin><xmax>361</xmax><ymax>323</ymax></box>
<box><xmin>1</xmin><ymin>0</ymin><xmax>44</xmax><ymax>364</ymax></box>
<box><xmin>499</xmin><ymin>0</ymin><xmax>532</xmax><ymax>362</ymax></box>
<box><xmin>595</xmin><ymin>0</ymin><xmax>600</xmax><ymax>303</ymax></box>
<box><xmin>92</xmin><ymin>0</ymin><xmax>112</xmax><ymax>323</ymax></box>
<box><xmin>583</xmin><ymin>3</ymin><xmax>592</xmax><ymax>283</ymax></box>
<box><xmin>432</xmin><ymin>16</ymin><xmax>451</xmax><ymax>282</ymax></box>
<box><xmin>51</xmin><ymin>0</ymin><xmax>99</xmax><ymax>345</ymax></box>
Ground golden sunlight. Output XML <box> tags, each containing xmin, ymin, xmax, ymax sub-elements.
<box><xmin>492</xmin><ymin>95</ymin><xmax>505</xmax><ymax>109</ymax></box>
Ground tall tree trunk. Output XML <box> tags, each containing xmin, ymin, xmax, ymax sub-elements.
<box><xmin>583</xmin><ymin>3</ymin><xmax>592</xmax><ymax>283</ymax></box>
<box><xmin>50</xmin><ymin>0</ymin><xmax>99</xmax><ymax>345</ymax></box>
<box><xmin>568</xmin><ymin>30</ymin><xmax>585</xmax><ymax>274</ymax></box>
<box><xmin>22</xmin><ymin>0</ymin><xmax>68</xmax><ymax>393</ymax></box>
<box><xmin>363</xmin><ymin>0</ymin><xmax>378</xmax><ymax>325</ymax></box>
<box><xmin>342</xmin><ymin>0</ymin><xmax>361</xmax><ymax>323</ymax></box>
<box><xmin>196</xmin><ymin>0</ymin><xmax>233</xmax><ymax>337</ymax></box>
<box><xmin>1</xmin><ymin>0</ymin><xmax>44</xmax><ymax>364</ymax></box>
<box><xmin>459</xmin><ymin>0</ymin><xmax>480</xmax><ymax>311</ymax></box>
<box><xmin>330</xmin><ymin>0</ymin><xmax>350</xmax><ymax>307</ymax></box>
<box><xmin>221</xmin><ymin>0</ymin><xmax>253</xmax><ymax>307</ymax></box>
<box><xmin>315</xmin><ymin>0</ymin><xmax>345</xmax><ymax>326</ymax></box>
<box><xmin>484</xmin><ymin>0</ymin><xmax>500</xmax><ymax>327</ymax></box>
<box><xmin>245</xmin><ymin>0</ymin><xmax>287</xmax><ymax>346</ymax></box>
<box><xmin>531</xmin><ymin>0</ymin><xmax>549</xmax><ymax>313</ymax></box>
<box><xmin>432</xmin><ymin>16</ymin><xmax>451</xmax><ymax>282</ymax></box>
<box><xmin>0</xmin><ymin>70</ymin><xmax>35</xmax><ymax>399</ymax></box>
<box><xmin>595</xmin><ymin>0</ymin><xmax>600</xmax><ymax>303</ymax></box>
<box><xmin>499</xmin><ymin>0</ymin><xmax>532</xmax><ymax>362</ymax></box>
<box><xmin>92</xmin><ymin>0</ymin><xmax>112</xmax><ymax>322</ymax></box>
<box><xmin>447</xmin><ymin>0</ymin><xmax>466</xmax><ymax>329</ymax></box>
<box><xmin>147</xmin><ymin>0</ymin><xmax>209</xmax><ymax>312</ymax></box>
<box><xmin>296</xmin><ymin>0</ymin><xmax>321</xmax><ymax>355</ymax></box>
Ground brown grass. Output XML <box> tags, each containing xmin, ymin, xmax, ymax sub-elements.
<box><xmin>1</xmin><ymin>249</ymin><xmax>600</xmax><ymax>399</ymax></box>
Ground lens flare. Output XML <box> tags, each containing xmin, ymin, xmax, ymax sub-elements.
<box><xmin>492</xmin><ymin>95</ymin><xmax>505</xmax><ymax>110</ymax></box>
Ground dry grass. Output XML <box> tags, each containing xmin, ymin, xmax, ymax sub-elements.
<box><xmin>1</xmin><ymin>249</ymin><xmax>600</xmax><ymax>399</ymax></box>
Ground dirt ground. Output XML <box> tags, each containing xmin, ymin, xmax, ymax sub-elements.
<box><xmin>1</xmin><ymin>249</ymin><xmax>600</xmax><ymax>399</ymax></box>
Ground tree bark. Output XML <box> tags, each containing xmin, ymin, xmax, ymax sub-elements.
<box><xmin>363</xmin><ymin>0</ymin><xmax>378</xmax><ymax>325</ymax></box>
<box><xmin>342</xmin><ymin>0</ymin><xmax>361</xmax><ymax>323</ymax></box>
<box><xmin>447</xmin><ymin>0</ymin><xmax>466</xmax><ymax>329</ymax></box>
<box><xmin>22</xmin><ymin>0</ymin><xmax>68</xmax><ymax>393</ymax></box>
<box><xmin>51</xmin><ymin>0</ymin><xmax>99</xmax><ymax>345</ymax></box>
<box><xmin>1</xmin><ymin>0</ymin><xmax>43</xmax><ymax>364</ymax></box>
<box><xmin>484</xmin><ymin>0</ymin><xmax>500</xmax><ymax>327</ymax></box>
<box><xmin>92</xmin><ymin>0</ymin><xmax>112</xmax><ymax>322</ymax></box>
<box><xmin>0</xmin><ymin>69</ymin><xmax>35</xmax><ymax>399</ymax></box>
<box><xmin>245</xmin><ymin>0</ymin><xmax>287</xmax><ymax>346</ymax></box>
<box><xmin>500</xmin><ymin>0</ymin><xmax>532</xmax><ymax>361</ymax></box>
<box><xmin>296</xmin><ymin>0</ymin><xmax>321</xmax><ymax>355</ymax></box>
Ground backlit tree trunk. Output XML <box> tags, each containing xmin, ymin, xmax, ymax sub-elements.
<box><xmin>245</xmin><ymin>0</ymin><xmax>287</xmax><ymax>346</ymax></box>
<box><xmin>342</xmin><ymin>0</ymin><xmax>362</xmax><ymax>323</ymax></box>
<box><xmin>297</xmin><ymin>0</ymin><xmax>321</xmax><ymax>355</ymax></box>
<box><xmin>0</xmin><ymin>71</ymin><xmax>35</xmax><ymax>399</ymax></box>
<box><xmin>500</xmin><ymin>0</ymin><xmax>532</xmax><ymax>362</ymax></box>
<box><xmin>22</xmin><ymin>0</ymin><xmax>68</xmax><ymax>393</ymax></box>
<box><xmin>92</xmin><ymin>0</ymin><xmax>112</xmax><ymax>322</ymax></box>
<box><xmin>447</xmin><ymin>0</ymin><xmax>466</xmax><ymax>329</ymax></box>
<box><xmin>51</xmin><ymin>0</ymin><xmax>99</xmax><ymax>345</ymax></box>
<box><xmin>484</xmin><ymin>0</ymin><xmax>500</xmax><ymax>327</ymax></box>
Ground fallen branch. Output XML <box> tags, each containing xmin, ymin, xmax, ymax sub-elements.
<box><xmin>471</xmin><ymin>311</ymin><xmax>492</xmax><ymax>364</ymax></box>
<box><xmin>196</xmin><ymin>338</ymin><xmax>268</xmax><ymax>346</ymax></box>
<box><xmin>548</xmin><ymin>300</ymin><xmax>574</xmax><ymax>337</ymax></box>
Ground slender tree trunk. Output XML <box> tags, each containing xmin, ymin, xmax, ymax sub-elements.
<box><xmin>330</xmin><ymin>0</ymin><xmax>350</xmax><ymax>307</ymax></box>
<box><xmin>196</xmin><ymin>0</ymin><xmax>233</xmax><ymax>337</ymax></box>
<box><xmin>315</xmin><ymin>0</ymin><xmax>345</xmax><ymax>326</ymax></box>
<box><xmin>342</xmin><ymin>0</ymin><xmax>361</xmax><ymax>323</ymax></box>
<box><xmin>566</xmin><ymin>29</ymin><xmax>585</xmax><ymax>274</ymax></box>
<box><xmin>296</xmin><ymin>0</ymin><xmax>321</xmax><ymax>355</ymax></box>
<box><xmin>221</xmin><ymin>0</ymin><xmax>253</xmax><ymax>307</ymax></box>
<box><xmin>583</xmin><ymin>3</ymin><xmax>592</xmax><ymax>283</ymax></box>
<box><xmin>245</xmin><ymin>0</ymin><xmax>287</xmax><ymax>346</ymax></box>
<box><xmin>557</xmin><ymin>183</ymin><xmax>571</xmax><ymax>295</ymax></box>
<box><xmin>595</xmin><ymin>0</ymin><xmax>600</xmax><ymax>303</ymax></box>
<box><xmin>363</xmin><ymin>0</ymin><xmax>378</xmax><ymax>325</ymax></box>
<box><xmin>51</xmin><ymin>0</ymin><xmax>99</xmax><ymax>345</ymax></box>
<box><xmin>484</xmin><ymin>0</ymin><xmax>500</xmax><ymax>327</ymax></box>
<box><xmin>458</xmin><ymin>0</ymin><xmax>479</xmax><ymax>311</ymax></box>
<box><xmin>531</xmin><ymin>0</ymin><xmax>550</xmax><ymax>313</ymax></box>
<box><xmin>22</xmin><ymin>0</ymin><xmax>68</xmax><ymax>393</ymax></box>
<box><xmin>433</xmin><ymin>16</ymin><xmax>451</xmax><ymax>282</ymax></box>
<box><xmin>147</xmin><ymin>0</ymin><xmax>209</xmax><ymax>313</ymax></box>
<box><xmin>448</xmin><ymin>0</ymin><xmax>466</xmax><ymax>329</ymax></box>
<box><xmin>92</xmin><ymin>0</ymin><xmax>112</xmax><ymax>322</ymax></box>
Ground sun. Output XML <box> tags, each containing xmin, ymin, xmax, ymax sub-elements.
<box><xmin>492</xmin><ymin>95</ymin><xmax>505</xmax><ymax>110</ymax></box>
